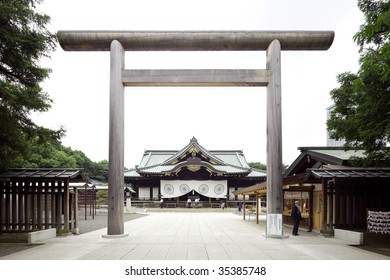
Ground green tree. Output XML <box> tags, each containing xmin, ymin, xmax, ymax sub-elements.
<box><xmin>88</xmin><ymin>160</ymin><xmax>109</xmax><ymax>182</ymax></box>
<box><xmin>10</xmin><ymin>139</ymin><xmax>109</xmax><ymax>182</ymax></box>
<box><xmin>248</xmin><ymin>162</ymin><xmax>267</xmax><ymax>170</ymax></box>
<box><xmin>248</xmin><ymin>162</ymin><xmax>288</xmax><ymax>173</ymax></box>
<box><xmin>327</xmin><ymin>0</ymin><xmax>390</xmax><ymax>166</ymax></box>
<box><xmin>11</xmin><ymin>138</ymin><xmax>77</xmax><ymax>168</ymax></box>
<box><xmin>95</xmin><ymin>189</ymin><xmax>108</xmax><ymax>205</ymax></box>
<box><xmin>0</xmin><ymin>0</ymin><xmax>63</xmax><ymax>169</ymax></box>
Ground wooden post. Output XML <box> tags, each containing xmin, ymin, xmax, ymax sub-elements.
<box><xmin>64</xmin><ymin>179</ymin><xmax>70</xmax><ymax>233</ymax></box>
<box><xmin>266</xmin><ymin>40</ymin><xmax>283</xmax><ymax>236</ymax></box>
<box><xmin>37</xmin><ymin>181</ymin><xmax>43</xmax><ymax>230</ymax></box>
<box><xmin>56</xmin><ymin>184</ymin><xmax>62</xmax><ymax>232</ymax></box>
<box><xmin>243</xmin><ymin>195</ymin><xmax>246</xmax><ymax>220</ymax></box>
<box><xmin>106</xmin><ymin>40</ymin><xmax>126</xmax><ymax>236</ymax></box>
<box><xmin>308</xmin><ymin>189</ymin><xmax>313</xmax><ymax>232</ymax></box>
<box><xmin>45</xmin><ymin>182</ymin><xmax>50</xmax><ymax>229</ymax></box>
<box><xmin>51</xmin><ymin>183</ymin><xmax>56</xmax><ymax>228</ymax></box>
<box><xmin>93</xmin><ymin>187</ymin><xmax>96</xmax><ymax>219</ymax></box>
<box><xmin>11</xmin><ymin>182</ymin><xmax>17</xmax><ymax>230</ymax></box>
<box><xmin>322</xmin><ymin>178</ymin><xmax>328</xmax><ymax>233</ymax></box>
<box><xmin>5</xmin><ymin>181</ymin><xmax>10</xmax><ymax>230</ymax></box>
<box><xmin>84</xmin><ymin>184</ymin><xmax>87</xmax><ymax>220</ymax></box>
<box><xmin>73</xmin><ymin>186</ymin><xmax>79</xmax><ymax>234</ymax></box>
<box><xmin>329</xmin><ymin>180</ymin><xmax>334</xmax><ymax>231</ymax></box>
<box><xmin>256</xmin><ymin>193</ymin><xmax>259</xmax><ymax>224</ymax></box>
<box><xmin>0</xmin><ymin>181</ymin><xmax>3</xmax><ymax>232</ymax></box>
<box><xmin>19</xmin><ymin>183</ymin><xmax>24</xmax><ymax>230</ymax></box>
<box><xmin>25</xmin><ymin>183</ymin><xmax>30</xmax><ymax>231</ymax></box>
<box><xmin>31</xmin><ymin>181</ymin><xmax>36</xmax><ymax>230</ymax></box>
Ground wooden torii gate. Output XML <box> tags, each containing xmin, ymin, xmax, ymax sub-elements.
<box><xmin>58</xmin><ymin>30</ymin><xmax>334</xmax><ymax>237</ymax></box>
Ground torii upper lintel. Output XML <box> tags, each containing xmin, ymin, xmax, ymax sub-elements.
<box><xmin>58</xmin><ymin>30</ymin><xmax>334</xmax><ymax>51</ymax></box>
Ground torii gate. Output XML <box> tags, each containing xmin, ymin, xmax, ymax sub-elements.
<box><xmin>59</xmin><ymin>30</ymin><xmax>334</xmax><ymax>237</ymax></box>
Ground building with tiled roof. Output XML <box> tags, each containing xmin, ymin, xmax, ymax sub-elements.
<box><xmin>125</xmin><ymin>137</ymin><xmax>266</xmax><ymax>207</ymax></box>
<box><xmin>234</xmin><ymin>146</ymin><xmax>390</xmax><ymax>241</ymax></box>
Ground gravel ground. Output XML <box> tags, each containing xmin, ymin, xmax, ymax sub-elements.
<box><xmin>0</xmin><ymin>211</ymin><xmax>144</xmax><ymax>258</ymax></box>
<box><xmin>76</xmin><ymin>210</ymin><xmax>144</xmax><ymax>234</ymax></box>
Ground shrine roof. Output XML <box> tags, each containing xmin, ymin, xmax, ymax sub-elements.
<box><xmin>0</xmin><ymin>168</ymin><xmax>86</xmax><ymax>182</ymax></box>
<box><xmin>125</xmin><ymin>137</ymin><xmax>265</xmax><ymax>178</ymax></box>
<box><xmin>308</xmin><ymin>167</ymin><xmax>390</xmax><ymax>178</ymax></box>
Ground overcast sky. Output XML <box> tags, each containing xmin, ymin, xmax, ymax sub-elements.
<box><xmin>34</xmin><ymin>0</ymin><xmax>364</xmax><ymax>168</ymax></box>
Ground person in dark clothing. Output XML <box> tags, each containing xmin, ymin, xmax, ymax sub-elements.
<box><xmin>291</xmin><ymin>201</ymin><xmax>302</xmax><ymax>236</ymax></box>
<box><xmin>238</xmin><ymin>201</ymin><xmax>243</xmax><ymax>212</ymax></box>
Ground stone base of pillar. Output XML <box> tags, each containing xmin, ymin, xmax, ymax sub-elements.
<box><xmin>261</xmin><ymin>233</ymin><xmax>290</xmax><ymax>239</ymax></box>
<box><xmin>102</xmin><ymin>233</ymin><xmax>129</xmax><ymax>239</ymax></box>
<box><xmin>124</xmin><ymin>207</ymin><xmax>136</xmax><ymax>213</ymax></box>
<box><xmin>320</xmin><ymin>229</ymin><xmax>335</xmax><ymax>237</ymax></box>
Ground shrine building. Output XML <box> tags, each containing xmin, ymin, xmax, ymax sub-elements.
<box><xmin>125</xmin><ymin>137</ymin><xmax>266</xmax><ymax>208</ymax></box>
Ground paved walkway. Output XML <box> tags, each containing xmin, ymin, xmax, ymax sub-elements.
<box><xmin>1</xmin><ymin>211</ymin><xmax>389</xmax><ymax>260</ymax></box>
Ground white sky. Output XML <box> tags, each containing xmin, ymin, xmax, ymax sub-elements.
<box><xmin>34</xmin><ymin>0</ymin><xmax>364</xmax><ymax>168</ymax></box>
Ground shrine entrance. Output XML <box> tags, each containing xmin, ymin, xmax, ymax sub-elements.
<box><xmin>58</xmin><ymin>30</ymin><xmax>334</xmax><ymax>237</ymax></box>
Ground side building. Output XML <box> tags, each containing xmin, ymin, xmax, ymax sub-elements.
<box><xmin>125</xmin><ymin>137</ymin><xmax>266</xmax><ymax>208</ymax></box>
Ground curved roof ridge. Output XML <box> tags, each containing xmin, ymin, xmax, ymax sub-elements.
<box><xmin>222</xmin><ymin>161</ymin><xmax>251</xmax><ymax>171</ymax></box>
<box><xmin>136</xmin><ymin>162</ymin><xmax>165</xmax><ymax>171</ymax></box>
<box><xmin>162</xmin><ymin>137</ymin><xmax>225</xmax><ymax>166</ymax></box>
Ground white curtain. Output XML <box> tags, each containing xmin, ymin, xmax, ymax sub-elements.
<box><xmin>160</xmin><ymin>180</ymin><xmax>227</xmax><ymax>198</ymax></box>
<box><xmin>138</xmin><ymin>187</ymin><xmax>150</xmax><ymax>200</ymax></box>
<box><xmin>152</xmin><ymin>187</ymin><xmax>159</xmax><ymax>200</ymax></box>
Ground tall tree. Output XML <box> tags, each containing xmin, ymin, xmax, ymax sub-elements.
<box><xmin>10</xmin><ymin>139</ymin><xmax>109</xmax><ymax>182</ymax></box>
<box><xmin>11</xmin><ymin>138</ymin><xmax>77</xmax><ymax>169</ymax></box>
<box><xmin>327</xmin><ymin>0</ymin><xmax>390</xmax><ymax>166</ymax></box>
<box><xmin>0</xmin><ymin>0</ymin><xmax>63</xmax><ymax>169</ymax></box>
<box><xmin>248</xmin><ymin>162</ymin><xmax>288</xmax><ymax>173</ymax></box>
<box><xmin>248</xmin><ymin>162</ymin><xmax>267</xmax><ymax>170</ymax></box>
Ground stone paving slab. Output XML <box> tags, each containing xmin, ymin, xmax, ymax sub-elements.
<box><xmin>0</xmin><ymin>212</ymin><xmax>389</xmax><ymax>260</ymax></box>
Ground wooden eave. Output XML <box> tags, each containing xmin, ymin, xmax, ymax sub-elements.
<box><xmin>162</xmin><ymin>158</ymin><xmax>225</xmax><ymax>176</ymax></box>
<box><xmin>233</xmin><ymin>173</ymin><xmax>308</xmax><ymax>196</ymax></box>
<box><xmin>0</xmin><ymin>168</ymin><xmax>86</xmax><ymax>182</ymax></box>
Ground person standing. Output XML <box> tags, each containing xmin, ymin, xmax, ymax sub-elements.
<box><xmin>160</xmin><ymin>198</ymin><xmax>164</xmax><ymax>208</ymax></box>
<box><xmin>194</xmin><ymin>198</ymin><xmax>199</xmax><ymax>208</ymax></box>
<box><xmin>291</xmin><ymin>201</ymin><xmax>302</xmax><ymax>236</ymax></box>
<box><xmin>238</xmin><ymin>201</ymin><xmax>243</xmax><ymax>212</ymax></box>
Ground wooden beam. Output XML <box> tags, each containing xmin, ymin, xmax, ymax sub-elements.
<box><xmin>122</xmin><ymin>69</ymin><xmax>269</xmax><ymax>87</ymax></box>
<box><xmin>58</xmin><ymin>30</ymin><xmax>334</xmax><ymax>51</ymax></box>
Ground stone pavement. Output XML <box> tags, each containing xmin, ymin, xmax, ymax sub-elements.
<box><xmin>1</xmin><ymin>211</ymin><xmax>389</xmax><ymax>260</ymax></box>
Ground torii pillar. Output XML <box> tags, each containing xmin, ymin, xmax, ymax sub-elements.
<box><xmin>58</xmin><ymin>31</ymin><xmax>334</xmax><ymax>237</ymax></box>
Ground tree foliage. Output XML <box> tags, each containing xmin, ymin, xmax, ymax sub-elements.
<box><xmin>0</xmin><ymin>0</ymin><xmax>63</xmax><ymax>169</ymax></box>
<box><xmin>327</xmin><ymin>0</ymin><xmax>390</xmax><ymax>166</ymax></box>
<box><xmin>248</xmin><ymin>162</ymin><xmax>267</xmax><ymax>170</ymax></box>
<box><xmin>248</xmin><ymin>162</ymin><xmax>288</xmax><ymax>173</ymax></box>
<box><xmin>10</xmin><ymin>138</ymin><xmax>109</xmax><ymax>182</ymax></box>
<box><xmin>0</xmin><ymin>1</ymin><xmax>110</xmax><ymax>181</ymax></box>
